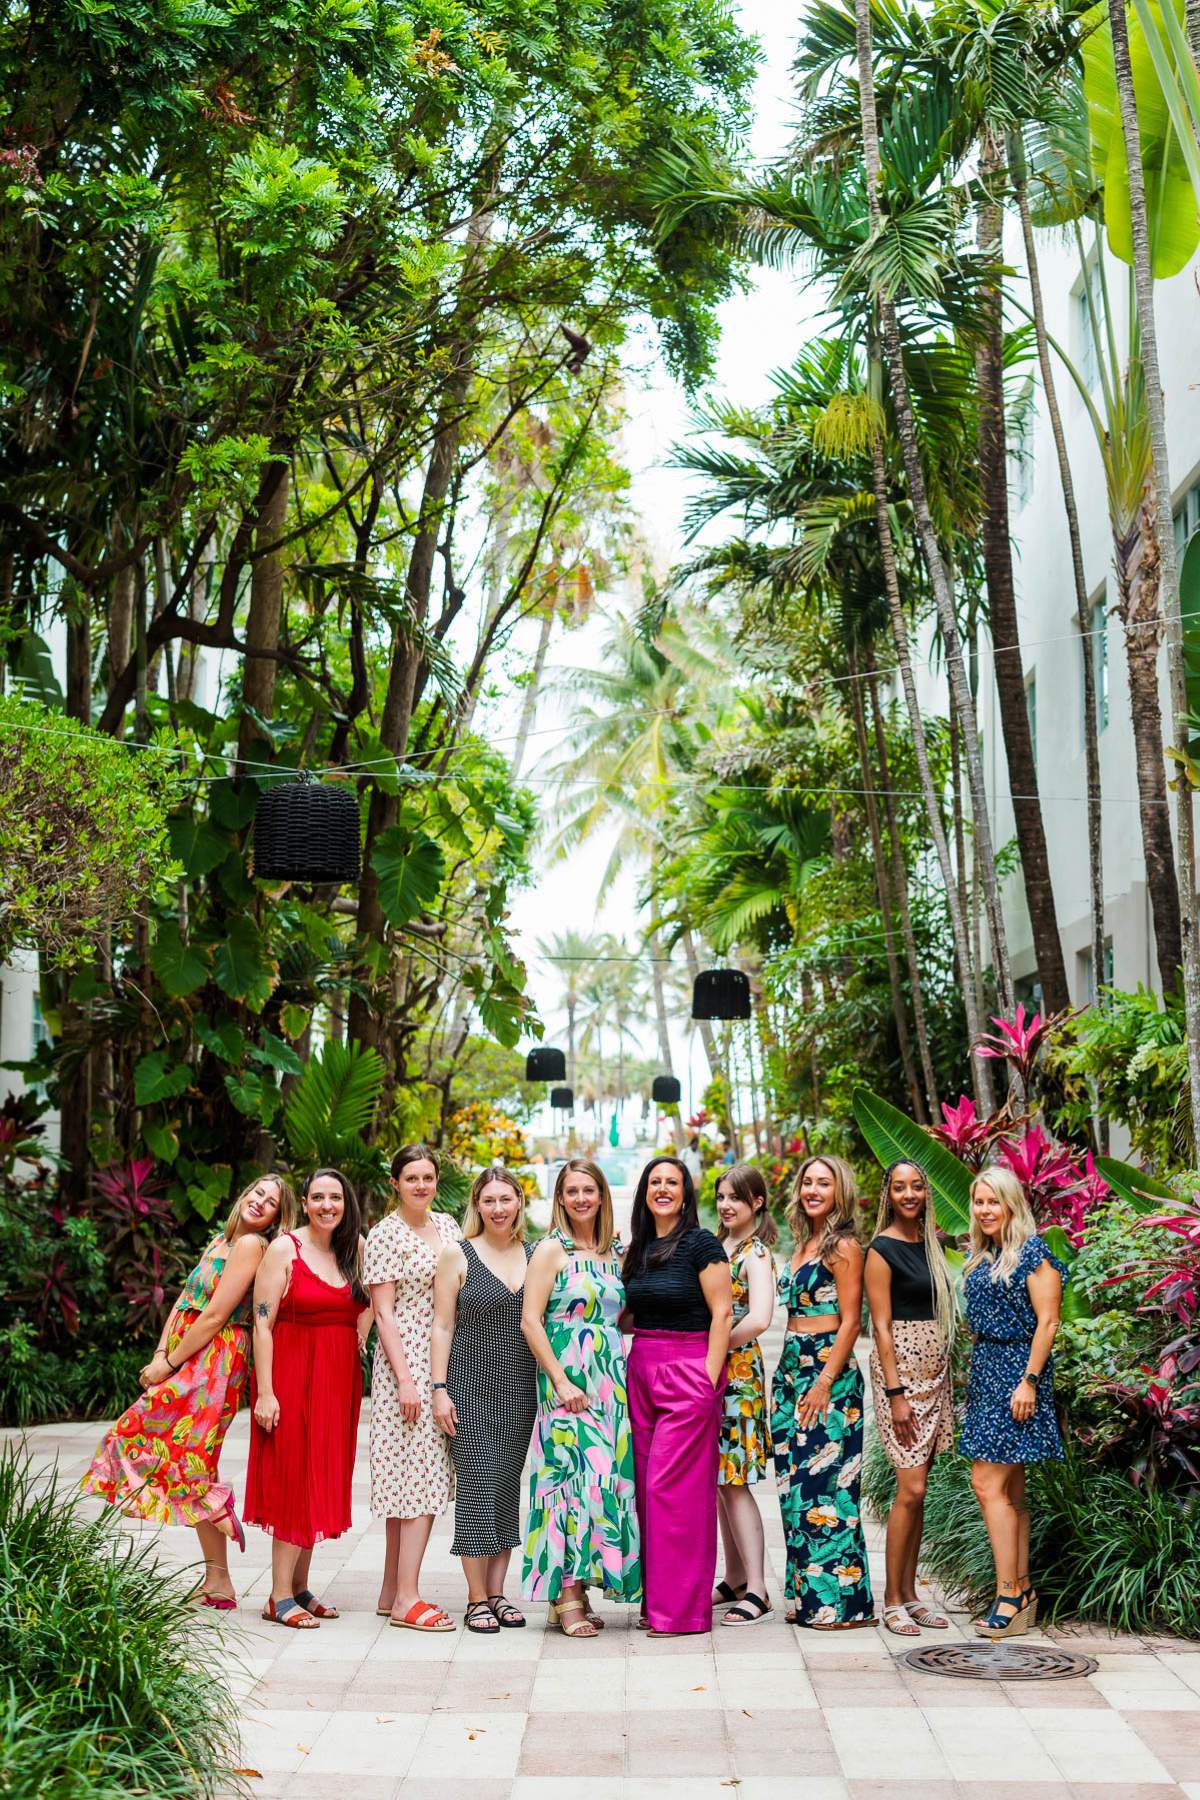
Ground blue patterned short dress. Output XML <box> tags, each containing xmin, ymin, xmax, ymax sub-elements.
<box><xmin>960</xmin><ymin>1234</ymin><xmax>1069</xmax><ymax>1465</ymax></box>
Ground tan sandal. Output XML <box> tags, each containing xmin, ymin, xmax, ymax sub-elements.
<box><xmin>548</xmin><ymin>1598</ymin><xmax>598</xmax><ymax>1638</ymax></box>
<box><xmin>882</xmin><ymin>1604</ymin><xmax>921</xmax><ymax>1637</ymax></box>
<box><xmin>906</xmin><ymin>1599</ymin><xmax>948</xmax><ymax>1629</ymax></box>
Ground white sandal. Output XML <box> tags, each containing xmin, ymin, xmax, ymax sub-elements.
<box><xmin>882</xmin><ymin>1603</ymin><xmax>921</xmax><ymax>1637</ymax></box>
<box><xmin>906</xmin><ymin>1599</ymin><xmax>948</xmax><ymax>1629</ymax></box>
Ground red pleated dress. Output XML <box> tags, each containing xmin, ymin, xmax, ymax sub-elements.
<box><xmin>245</xmin><ymin>1233</ymin><xmax>363</xmax><ymax>1547</ymax></box>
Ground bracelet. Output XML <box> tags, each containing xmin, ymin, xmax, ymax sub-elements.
<box><xmin>884</xmin><ymin>1384</ymin><xmax>908</xmax><ymax>1398</ymax></box>
<box><xmin>164</xmin><ymin>1352</ymin><xmax>178</xmax><ymax>1372</ymax></box>
<box><xmin>1023</xmin><ymin>1369</ymin><xmax>1041</xmax><ymax>1388</ymax></box>
<box><xmin>431</xmin><ymin>1381</ymin><xmax>447</xmax><ymax>1391</ymax></box>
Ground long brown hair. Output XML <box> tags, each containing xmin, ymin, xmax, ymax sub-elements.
<box><xmin>222</xmin><ymin>1171</ymin><xmax>295</xmax><ymax>1243</ymax></box>
<box><xmin>300</xmin><ymin>1168</ymin><xmax>366</xmax><ymax>1304</ymax></box>
<box><xmin>623</xmin><ymin>1155</ymin><xmax>699</xmax><ymax>1278</ymax></box>
<box><xmin>716</xmin><ymin>1162</ymin><xmax>778</xmax><ymax>1248</ymax></box>
<box><xmin>786</xmin><ymin>1153</ymin><xmax>860</xmax><ymax>1264</ymax></box>
<box><xmin>463</xmin><ymin>1165</ymin><xmax>526</xmax><ymax>1242</ymax></box>
<box><xmin>871</xmin><ymin>1160</ymin><xmax>956</xmax><ymax>1343</ymax></box>
<box><xmin>550</xmin><ymin>1158</ymin><xmax>615</xmax><ymax>1255</ymax></box>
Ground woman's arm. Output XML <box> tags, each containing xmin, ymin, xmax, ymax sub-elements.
<box><xmin>796</xmin><ymin>1240</ymin><xmax>864</xmax><ymax>1429</ymax></box>
<box><xmin>369</xmin><ymin>1275</ymin><xmax>422</xmax><ymax>1424</ymax></box>
<box><xmin>699</xmin><ymin>1259</ymin><xmax>733</xmax><ymax>1386</ymax></box>
<box><xmin>520</xmin><ymin>1240</ymin><xmax>587</xmax><ymax>1412</ymax></box>
<box><xmin>251</xmin><ymin>1237</ymin><xmax>295</xmax><ymax>1433</ymax></box>
<box><xmin>864</xmin><ymin>1245</ymin><xmax>917</xmax><ymax>1449</ymax></box>
<box><xmin>1011</xmin><ymin>1260</ymin><xmax>1062</xmax><ymax>1421</ymax></box>
<box><xmin>355</xmin><ymin>1237</ymin><xmax>373</xmax><ymax>1346</ymax></box>
<box><xmin>430</xmin><ymin>1245</ymin><xmax>466</xmax><ymax>1438</ymax></box>
<box><xmin>727</xmin><ymin>1248</ymin><xmax>774</xmax><ymax>1350</ymax></box>
<box><xmin>139</xmin><ymin>1238</ymin><xmax>266</xmax><ymax>1388</ymax></box>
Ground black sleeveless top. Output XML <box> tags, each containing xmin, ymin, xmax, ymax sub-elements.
<box><xmin>624</xmin><ymin>1227</ymin><xmax>727</xmax><ymax>1331</ymax></box>
<box><xmin>867</xmin><ymin>1235</ymin><xmax>936</xmax><ymax>1321</ymax></box>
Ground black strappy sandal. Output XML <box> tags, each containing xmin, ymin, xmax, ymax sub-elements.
<box><xmin>713</xmin><ymin>1579</ymin><xmax>746</xmax><ymax>1605</ymax></box>
<box><xmin>466</xmin><ymin>1600</ymin><xmax>499</xmax><ymax>1634</ymax></box>
<box><xmin>722</xmin><ymin>1592</ymin><xmax>773</xmax><ymax>1627</ymax></box>
<box><xmin>487</xmin><ymin>1594</ymin><xmax>526</xmax><ymax>1628</ymax></box>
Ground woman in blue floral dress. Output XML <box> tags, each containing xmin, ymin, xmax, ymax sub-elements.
<box><xmin>962</xmin><ymin>1168</ymin><xmax>1067</xmax><ymax>1640</ymax></box>
<box><xmin>771</xmin><ymin>1154</ymin><xmax>874</xmax><ymax>1629</ymax></box>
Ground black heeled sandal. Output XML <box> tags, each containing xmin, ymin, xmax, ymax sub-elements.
<box><xmin>977</xmin><ymin>1591</ymin><xmax>1030</xmax><ymax>1640</ymax></box>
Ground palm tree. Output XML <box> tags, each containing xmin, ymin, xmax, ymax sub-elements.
<box><xmin>1105</xmin><ymin>0</ymin><xmax>1200</xmax><ymax>1149</ymax></box>
<box><xmin>536</xmin><ymin>928</ymin><xmax>606</xmax><ymax>1089</ymax></box>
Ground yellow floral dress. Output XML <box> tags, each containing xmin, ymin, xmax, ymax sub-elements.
<box><xmin>718</xmin><ymin>1235</ymin><xmax>774</xmax><ymax>1486</ymax></box>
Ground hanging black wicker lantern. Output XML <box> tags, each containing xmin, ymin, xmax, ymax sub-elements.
<box><xmin>691</xmin><ymin>968</ymin><xmax>751</xmax><ymax>1021</ymax></box>
<box><xmin>253</xmin><ymin>779</ymin><xmax>361</xmax><ymax>883</ymax></box>
<box><xmin>651</xmin><ymin>1074</ymin><xmax>682</xmax><ymax>1104</ymax></box>
<box><xmin>525</xmin><ymin>1046</ymin><xmax>567</xmax><ymax>1081</ymax></box>
<box><xmin>550</xmin><ymin>1086</ymin><xmax>574</xmax><ymax>1110</ymax></box>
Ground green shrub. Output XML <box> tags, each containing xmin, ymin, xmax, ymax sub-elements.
<box><xmin>0</xmin><ymin>1448</ymin><xmax>240</xmax><ymax>1797</ymax></box>
<box><xmin>863</xmin><ymin>1425</ymin><xmax>1200</xmax><ymax>1636</ymax></box>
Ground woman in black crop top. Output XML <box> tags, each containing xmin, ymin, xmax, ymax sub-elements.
<box><xmin>864</xmin><ymin>1160</ymin><xmax>957</xmax><ymax>1636</ymax></box>
<box><xmin>623</xmin><ymin>1156</ymin><xmax>732</xmax><ymax>1634</ymax></box>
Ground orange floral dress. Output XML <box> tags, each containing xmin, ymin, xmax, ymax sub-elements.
<box><xmin>83</xmin><ymin>1236</ymin><xmax>252</xmax><ymax>1536</ymax></box>
<box><xmin>718</xmin><ymin>1236</ymin><xmax>774</xmax><ymax>1486</ymax></box>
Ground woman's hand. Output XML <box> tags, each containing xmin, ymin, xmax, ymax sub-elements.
<box><xmin>396</xmin><ymin>1376</ymin><xmax>421</xmax><ymax>1424</ymax></box>
<box><xmin>432</xmin><ymin>1389</ymin><xmax>458</xmax><ymax>1437</ymax></box>
<box><xmin>254</xmin><ymin>1390</ymin><xmax>280</xmax><ymax>1432</ymax></box>
<box><xmin>889</xmin><ymin>1391</ymin><xmax>918</xmax><ymax>1448</ymax></box>
<box><xmin>796</xmin><ymin>1372</ymin><xmax>833</xmax><ymax>1430</ymax></box>
<box><xmin>1010</xmin><ymin>1378</ymin><xmax>1037</xmax><ymax>1422</ymax></box>
<box><xmin>139</xmin><ymin>1353</ymin><xmax>173</xmax><ymax>1390</ymax></box>
<box><xmin>706</xmin><ymin>1356</ymin><xmax>726</xmax><ymax>1392</ymax></box>
<box><xmin>553</xmin><ymin>1375</ymin><xmax>589</xmax><ymax>1414</ymax></box>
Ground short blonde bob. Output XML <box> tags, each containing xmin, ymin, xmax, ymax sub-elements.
<box><xmin>222</xmin><ymin>1171</ymin><xmax>295</xmax><ymax>1243</ymax></box>
<box><xmin>462</xmin><ymin>1164</ymin><xmax>527</xmax><ymax>1242</ymax></box>
<box><xmin>785</xmin><ymin>1153</ymin><xmax>860</xmax><ymax>1264</ymax></box>
<box><xmin>550</xmin><ymin>1157</ymin><xmax>615</xmax><ymax>1255</ymax></box>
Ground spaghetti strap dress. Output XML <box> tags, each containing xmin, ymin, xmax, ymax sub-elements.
<box><xmin>718</xmin><ymin>1234</ymin><xmax>774</xmax><ymax>1486</ymax></box>
<box><xmin>83</xmin><ymin>1235</ymin><xmax>252</xmax><ymax>1535</ymax></box>
<box><xmin>446</xmin><ymin>1240</ymin><xmax>537</xmax><ymax>1559</ymax></box>
<box><xmin>244</xmin><ymin>1234</ymin><xmax>363</xmax><ymax>1547</ymax></box>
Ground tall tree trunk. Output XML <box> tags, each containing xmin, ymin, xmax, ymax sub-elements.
<box><xmin>854</xmin><ymin>0</ymin><xmax>1012</xmax><ymax>1017</ymax></box>
<box><xmin>66</xmin><ymin>605</ymin><xmax>91</xmax><ymax>724</ymax></box>
<box><xmin>566</xmin><ymin>994</ymin><xmax>577</xmax><ymax>1091</ymax></box>
<box><xmin>1108</xmin><ymin>0</ymin><xmax>1200</xmax><ymax>1155</ymax></box>
<box><xmin>1115</xmin><ymin>487</ymin><xmax>1183</xmax><ymax>986</ymax></box>
<box><xmin>649</xmin><ymin>925</ymin><xmax>683</xmax><ymax>1148</ymax></box>
<box><xmin>511</xmin><ymin>601</ymin><xmax>555</xmax><ymax>779</ymax></box>
<box><xmin>975</xmin><ymin>130</ymin><xmax>1068</xmax><ymax>1013</ymax></box>
<box><xmin>865</xmin><ymin>399</ymin><xmax>992</xmax><ymax>1112</ymax></box>
<box><xmin>847</xmin><ymin>644</ymin><xmax>923</xmax><ymax>1117</ymax></box>
<box><xmin>1012</xmin><ymin>143</ymin><xmax>1106</xmax><ymax>1010</ymax></box>
<box><xmin>238</xmin><ymin>464</ymin><xmax>290</xmax><ymax>760</ymax></box>
<box><xmin>866</xmin><ymin>663</ymin><xmax>940</xmax><ymax>1115</ymax></box>
<box><xmin>175</xmin><ymin>540</ymin><xmax>212</xmax><ymax>705</ymax></box>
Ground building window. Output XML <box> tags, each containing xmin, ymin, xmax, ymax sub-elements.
<box><xmin>1074</xmin><ymin>252</ymin><xmax>1104</xmax><ymax>395</ymax></box>
<box><xmin>1025</xmin><ymin>671</ymin><xmax>1037</xmax><ymax>772</ymax></box>
<box><xmin>1175</xmin><ymin>479</ymin><xmax>1200</xmax><ymax>554</ymax></box>
<box><xmin>1081</xmin><ymin>592</ymin><xmax>1108</xmax><ymax>743</ymax></box>
<box><xmin>1078</xmin><ymin>937</ymin><xmax>1114</xmax><ymax>1006</ymax></box>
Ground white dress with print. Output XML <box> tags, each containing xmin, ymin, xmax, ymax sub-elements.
<box><xmin>364</xmin><ymin>1209</ymin><xmax>462</xmax><ymax>1518</ymax></box>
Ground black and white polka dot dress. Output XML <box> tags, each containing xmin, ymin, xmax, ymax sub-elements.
<box><xmin>446</xmin><ymin>1240</ymin><xmax>538</xmax><ymax>1559</ymax></box>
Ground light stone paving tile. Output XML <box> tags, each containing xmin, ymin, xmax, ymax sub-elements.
<box><xmin>824</xmin><ymin>1706</ymin><xmax>953</xmax><ymax>1782</ymax></box>
<box><xmin>302</xmin><ymin>1709</ymin><xmax>424</xmax><ymax>1775</ymax></box>
<box><xmin>716</xmin><ymin>1661</ymin><xmax>818</xmax><ymax>1711</ymax></box>
<box><xmin>236</xmin><ymin>1706</ymin><xmax>337</xmax><ymax>1774</ymax></box>
<box><xmin>923</xmin><ymin>1704</ymin><xmax>1063</xmax><ymax>1781</ymax></box>
<box><xmin>1162</xmin><ymin>1657</ymin><xmax>1200</xmax><ymax>1697</ymax></box>
<box><xmin>407</xmin><ymin>1710</ymin><xmax>527</xmax><ymax>1780</ymax></box>
<box><xmin>1022</xmin><ymin>1707</ymin><xmax>1176</xmax><ymax>1785</ymax></box>
<box><xmin>529</xmin><ymin>1660</ymin><xmax>627</xmax><ymax>1712</ymax></box>
<box><xmin>1091</xmin><ymin>1682</ymin><xmax>1200</xmax><ymax>1712</ymax></box>
<box><xmin>622</xmin><ymin>1783</ymin><xmax>850</xmax><ymax>1800</ymax></box>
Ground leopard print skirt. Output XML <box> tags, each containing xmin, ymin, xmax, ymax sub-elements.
<box><xmin>870</xmin><ymin>1319</ymin><xmax>953</xmax><ymax>1469</ymax></box>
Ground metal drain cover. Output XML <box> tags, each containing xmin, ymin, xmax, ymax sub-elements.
<box><xmin>901</xmin><ymin>1642</ymin><xmax>1098</xmax><ymax>1681</ymax></box>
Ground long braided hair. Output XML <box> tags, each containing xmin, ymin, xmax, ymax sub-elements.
<box><xmin>871</xmin><ymin>1159</ymin><xmax>957</xmax><ymax>1344</ymax></box>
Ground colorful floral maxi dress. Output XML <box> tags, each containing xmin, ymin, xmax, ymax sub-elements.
<box><xmin>771</xmin><ymin>1257</ymin><xmax>874</xmax><ymax>1627</ymax></box>
<box><xmin>718</xmin><ymin>1235</ymin><xmax>773</xmax><ymax>1486</ymax></box>
<box><xmin>521</xmin><ymin>1232</ymin><xmax>641</xmax><ymax>1604</ymax></box>
<box><xmin>83</xmin><ymin>1235</ymin><xmax>251</xmax><ymax>1535</ymax></box>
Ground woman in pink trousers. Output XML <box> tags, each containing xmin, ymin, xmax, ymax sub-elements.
<box><xmin>622</xmin><ymin>1156</ymin><xmax>733</xmax><ymax>1634</ymax></box>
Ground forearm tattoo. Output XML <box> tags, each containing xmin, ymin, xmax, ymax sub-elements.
<box><xmin>255</xmin><ymin>1301</ymin><xmax>271</xmax><ymax>1321</ymax></box>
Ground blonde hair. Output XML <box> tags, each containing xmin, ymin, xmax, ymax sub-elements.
<box><xmin>965</xmin><ymin>1166</ymin><xmax>1037</xmax><ymax>1283</ymax></box>
<box><xmin>715</xmin><ymin>1162</ymin><xmax>778</xmax><ymax>1249</ymax></box>
<box><xmin>550</xmin><ymin>1157</ymin><xmax>615</xmax><ymax>1255</ymax></box>
<box><xmin>223</xmin><ymin>1171</ymin><xmax>295</xmax><ymax>1243</ymax></box>
<box><xmin>786</xmin><ymin>1154</ymin><xmax>860</xmax><ymax>1264</ymax></box>
<box><xmin>872</xmin><ymin>1160</ymin><xmax>957</xmax><ymax>1344</ymax></box>
<box><xmin>462</xmin><ymin>1165</ymin><xmax>527</xmax><ymax>1242</ymax></box>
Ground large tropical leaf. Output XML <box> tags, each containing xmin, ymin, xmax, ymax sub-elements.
<box><xmin>371</xmin><ymin>826</ymin><xmax>445</xmax><ymax>928</ymax></box>
<box><xmin>1040</xmin><ymin>1225</ymin><xmax>1092</xmax><ymax>1321</ymax></box>
<box><xmin>1094</xmin><ymin>1155</ymin><xmax>1178</xmax><ymax>1215</ymax></box>
<box><xmin>282</xmin><ymin>1040</ymin><xmax>385</xmax><ymax>1164</ymax></box>
<box><xmin>852</xmin><ymin>1085</ymin><xmax>973</xmax><ymax>1235</ymax></box>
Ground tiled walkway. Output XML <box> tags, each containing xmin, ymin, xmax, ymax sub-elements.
<box><xmin>13</xmin><ymin>1305</ymin><xmax>1200</xmax><ymax>1798</ymax></box>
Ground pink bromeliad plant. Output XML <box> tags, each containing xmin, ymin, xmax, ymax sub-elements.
<box><xmin>974</xmin><ymin>1002</ymin><xmax>1064</xmax><ymax>1092</ymax></box>
<box><xmin>929</xmin><ymin>1093</ymin><xmax>1108</xmax><ymax>1246</ymax></box>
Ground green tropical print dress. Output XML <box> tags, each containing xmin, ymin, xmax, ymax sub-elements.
<box><xmin>520</xmin><ymin>1232</ymin><xmax>642</xmax><ymax>1604</ymax></box>
<box><xmin>771</xmin><ymin>1257</ymin><xmax>874</xmax><ymax>1627</ymax></box>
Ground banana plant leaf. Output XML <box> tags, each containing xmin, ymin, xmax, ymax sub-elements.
<box><xmin>1040</xmin><ymin>1225</ymin><xmax>1092</xmax><ymax>1321</ymax></box>
<box><xmin>852</xmin><ymin>1086</ymin><xmax>972</xmax><ymax>1235</ymax></box>
<box><xmin>1094</xmin><ymin>1155</ymin><xmax>1178</xmax><ymax>1215</ymax></box>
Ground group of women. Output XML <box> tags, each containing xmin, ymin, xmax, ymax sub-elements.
<box><xmin>84</xmin><ymin>1144</ymin><xmax>1066</xmax><ymax>1642</ymax></box>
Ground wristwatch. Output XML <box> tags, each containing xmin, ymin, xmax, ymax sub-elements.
<box><xmin>884</xmin><ymin>1384</ymin><xmax>908</xmax><ymax>1398</ymax></box>
<box><xmin>1023</xmin><ymin>1369</ymin><xmax>1041</xmax><ymax>1388</ymax></box>
<box><xmin>432</xmin><ymin>1381</ymin><xmax>448</xmax><ymax>1391</ymax></box>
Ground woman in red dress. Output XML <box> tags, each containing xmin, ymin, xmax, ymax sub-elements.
<box><xmin>245</xmin><ymin>1168</ymin><xmax>372</xmax><ymax>1628</ymax></box>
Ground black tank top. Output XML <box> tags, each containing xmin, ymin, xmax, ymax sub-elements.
<box><xmin>867</xmin><ymin>1235</ymin><xmax>936</xmax><ymax>1321</ymax></box>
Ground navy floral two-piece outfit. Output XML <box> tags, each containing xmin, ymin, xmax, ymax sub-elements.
<box><xmin>960</xmin><ymin>1234</ymin><xmax>1068</xmax><ymax>1465</ymax></box>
